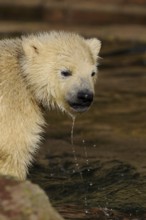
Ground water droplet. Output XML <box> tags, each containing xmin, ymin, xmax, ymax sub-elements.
<box><xmin>87</xmin><ymin>168</ymin><xmax>90</xmax><ymax>172</ymax></box>
<box><xmin>82</xmin><ymin>139</ymin><xmax>85</xmax><ymax>144</ymax></box>
<box><xmin>93</xmin><ymin>144</ymin><xmax>96</xmax><ymax>148</ymax></box>
<box><xmin>89</xmin><ymin>182</ymin><xmax>93</xmax><ymax>186</ymax></box>
<box><xmin>103</xmin><ymin>208</ymin><xmax>110</xmax><ymax>217</ymax></box>
<box><xmin>85</xmin><ymin>209</ymin><xmax>89</xmax><ymax>214</ymax></box>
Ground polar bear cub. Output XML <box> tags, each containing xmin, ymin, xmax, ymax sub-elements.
<box><xmin>0</xmin><ymin>32</ymin><xmax>101</xmax><ymax>180</ymax></box>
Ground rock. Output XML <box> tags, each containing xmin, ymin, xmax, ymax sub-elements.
<box><xmin>0</xmin><ymin>176</ymin><xmax>64</xmax><ymax>220</ymax></box>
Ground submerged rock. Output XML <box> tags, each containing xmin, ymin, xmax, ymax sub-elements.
<box><xmin>0</xmin><ymin>176</ymin><xmax>64</xmax><ymax>220</ymax></box>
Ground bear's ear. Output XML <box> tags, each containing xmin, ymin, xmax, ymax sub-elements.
<box><xmin>86</xmin><ymin>38</ymin><xmax>101</xmax><ymax>59</ymax></box>
<box><xmin>22</xmin><ymin>37</ymin><xmax>42</xmax><ymax>58</ymax></box>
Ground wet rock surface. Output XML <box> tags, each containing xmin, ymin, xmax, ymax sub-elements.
<box><xmin>0</xmin><ymin>176</ymin><xmax>64</xmax><ymax>220</ymax></box>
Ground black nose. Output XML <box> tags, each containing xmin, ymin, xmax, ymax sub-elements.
<box><xmin>77</xmin><ymin>90</ymin><xmax>93</xmax><ymax>105</ymax></box>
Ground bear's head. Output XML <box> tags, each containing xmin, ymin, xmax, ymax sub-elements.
<box><xmin>21</xmin><ymin>32</ymin><xmax>101</xmax><ymax>116</ymax></box>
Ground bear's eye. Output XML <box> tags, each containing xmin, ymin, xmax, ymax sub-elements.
<box><xmin>91</xmin><ymin>71</ymin><xmax>96</xmax><ymax>77</ymax></box>
<box><xmin>61</xmin><ymin>70</ymin><xmax>72</xmax><ymax>77</ymax></box>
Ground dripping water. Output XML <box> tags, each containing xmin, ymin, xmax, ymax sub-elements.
<box><xmin>71</xmin><ymin>116</ymin><xmax>80</xmax><ymax>170</ymax></box>
<box><xmin>71</xmin><ymin>116</ymin><xmax>75</xmax><ymax>146</ymax></box>
<box><xmin>82</xmin><ymin>140</ymin><xmax>93</xmax><ymax>189</ymax></box>
<box><xmin>82</xmin><ymin>140</ymin><xmax>90</xmax><ymax>171</ymax></box>
<box><xmin>70</xmin><ymin>116</ymin><xmax>89</xmax><ymax>214</ymax></box>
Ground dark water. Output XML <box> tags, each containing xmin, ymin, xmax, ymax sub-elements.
<box><xmin>28</xmin><ymin>40</ymin><xmax>146</xmax><ymax>219</ymax></box>
<box><xmin>30</xmin><ymin>160</ymin><xmax>146</xmax><ymax>219</ymax></box>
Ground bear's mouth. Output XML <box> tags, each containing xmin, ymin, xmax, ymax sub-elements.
<box><xmin>68</xmin><ymin>101</ymin><xmax>92</xmax><ymax>113</ymax></box>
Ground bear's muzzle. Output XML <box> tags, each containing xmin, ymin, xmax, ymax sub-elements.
<box><xmin>67</xmin><ymin>89</ymin><xmax>94</xmax><ymax>113</ymax></box>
